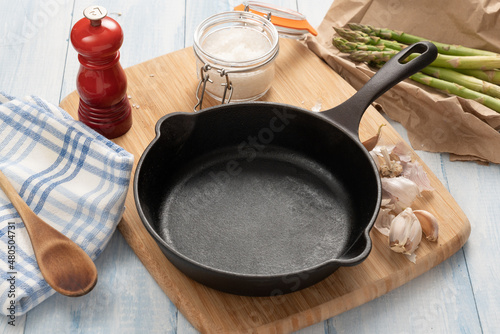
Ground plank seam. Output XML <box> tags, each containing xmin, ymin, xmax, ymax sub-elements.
<box><xmin>58</xmin><ymin>0</ymin><xmax>77</xmax><ymax>104</ymax></box>
<box><xmin>438</xmin><ymin>154</ymin><xmax>451</xmax><ymax>191</ymax></box>
<box><xmin>462</xmin><ymin>247</ymin><xmax>484</xmax><ymax>334</ymax></box>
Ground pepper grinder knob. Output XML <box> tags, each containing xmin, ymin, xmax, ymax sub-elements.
<box><xmin>83</xmin><ymin>6</ymin><xmax>107</xmax><ymax>27</ymax></box>
<box><xmin>71</xmin><ymin>5</ymin><xmax>132</xmax><ymax>139</ymax></box>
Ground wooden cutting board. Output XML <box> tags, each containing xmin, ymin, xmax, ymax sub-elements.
<box><xmin>60</xmin><ymin>38</ymin><xmax>470</xmax><ymax>333</ymax></box>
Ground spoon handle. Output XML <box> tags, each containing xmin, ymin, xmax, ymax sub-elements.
<box><xmin>0</xmin><ymin>171</ymin><xmax>34</xmax><ymax>224</ymax></box>
<box><xmin>0</xmin><ymin>170</ymin><xmax>56</xmax><ymax>254</ymax></box>
<box><xmin>0</xmin><ymin>170</ymin><xmax>98</xmax><ymax>296</ymax></box>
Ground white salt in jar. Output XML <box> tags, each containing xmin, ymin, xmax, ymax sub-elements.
<box><xmin>193</xmin><ymin>11</ymin><xmax>279</xmax><ymax>108</ymax></box>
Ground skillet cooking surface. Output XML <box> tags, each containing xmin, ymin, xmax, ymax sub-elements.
<box><xmin>138</xmin><ymin>104</ymin><xmax>381</xmax><ymax>279</ymax></box>
<box><xmin>158</xmin><ymin>147</ymin><xmax>353</xmax><ymax>275</ymax></box>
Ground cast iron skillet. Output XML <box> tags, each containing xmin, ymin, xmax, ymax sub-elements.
<box><xmin>134</xmin><ymin>42</ymin><xmax>437</xmax><ymax>296</ymax></box>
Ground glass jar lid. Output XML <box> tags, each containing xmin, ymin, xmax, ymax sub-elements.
<box><xmin>234</xmin><ymin>1</ymin><xmax>317</xmax><ymax>39</ymax></box>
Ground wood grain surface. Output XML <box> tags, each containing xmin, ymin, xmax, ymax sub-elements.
<box><xmin>59</xmin><ymin>38</ymin><xmax>471</xmax><ymax>333</ymax></box>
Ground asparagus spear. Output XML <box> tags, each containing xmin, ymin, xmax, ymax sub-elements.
<box><xmin>347</xmin><ymin>49</ymin><xmax>500</xmax><ymax>70</ymax></box>
<box><xmin>334</xmin><ymin>27</ymin><xmax>380</xmax><ymax>44</ymax></box>
<box><xmin>421</xmin><ymin>66</ymin><xmax>500</xmax><ymax>98</ymax></box>
<box><xmin>331</xmin><ymin>28</ymin><xmax>500</xmax><ymax>112</ymax></box>
<box><xmin>349</xmin><ymin>50</ymin><xmax>397</xmax><ymax>63</ymax></box>
<box><xmin>332</xmin><ymin>37</ymin><xmax>392</xmax><ymax>53</ymax></box>
<box><xmin>348</xmin><ymin>23</ymin><xmax>499</xmax><ymax>57</ymax></box>
<box><xmin>333</xmin><ymin>38</ymin><xmax>500</xmax><ymax>82</ymax></box>
<box><xmin>334</xmin><ymin>27</ymin><xmax>404</xmax><ymax>50</ymax></box>
<box><xmin>410</xmin><ymin>72</ymin><xmax>500</xmax><ymax>113</ymax></box>
<box><xmin>454</xmin><ymin>69</ymin><xmax>500</xmax><ymax>85</ymax></box>
<box><xmin>332</xmin><ymin>37</ymin><xmax>500</xmax><ymax>85</ymax></box>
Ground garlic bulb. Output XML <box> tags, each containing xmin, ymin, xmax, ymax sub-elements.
<box><xmin>389</xmin><ymin>208</ymin><xmax>422</xmax><ymax>257</ymax></box>
<box><xmin>372</xmin><ymin>142</ymin><xmax>433</xmax><ymax>193</ymax></box>
<box><xmin>414</xmin><ymin>209</ymin><xmax>439</xmax><ymax>241</ymax></box>
<box><xmin>379</xmin><ymin>147</ymin><xmax>403</xmax><ymax>177</ymax></box>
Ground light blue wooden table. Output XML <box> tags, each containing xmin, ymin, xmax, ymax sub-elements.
<box><xmin>1</xmin><ymin>0</ymin><xmax>499</xmax><ymax>333</ymax></box>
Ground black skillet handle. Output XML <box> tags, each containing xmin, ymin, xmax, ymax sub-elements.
<box><xmin>321</xmin><ymin>41</ymin><xmax>438</xmax><ymax>136</ymax></box>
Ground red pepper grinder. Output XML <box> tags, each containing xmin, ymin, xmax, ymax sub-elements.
<box><xmin>71</xmin><ymin>5</ymin><xmax>132</xmax><ymax>139</ymax></box>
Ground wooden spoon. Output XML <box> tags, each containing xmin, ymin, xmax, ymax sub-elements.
<box><xmin>0</xmin><ymin>170</ymin><xmax>97</xmax><ymax>297</ymax></box>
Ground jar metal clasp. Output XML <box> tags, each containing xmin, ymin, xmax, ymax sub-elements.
<box><xmin>194</xmin><ymin>65</ymin><xmax>233</xmax><ymax>112</ymax></box>
<box><xmin>243</xmin><ymin>3</ymin><xmax>272</xmax><ymax>21</ymax></box>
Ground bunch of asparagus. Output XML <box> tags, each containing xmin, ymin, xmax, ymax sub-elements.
<box><xmin>332</xmin><ymin>23</ymin><xmax>500</xmax><ymax>113</ymax></box>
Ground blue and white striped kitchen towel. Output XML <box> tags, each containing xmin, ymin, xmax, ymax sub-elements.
<box><xmin>0</xmin><ymin>92</ymin><xmax>134</xmax><ymax>316</ymax></box>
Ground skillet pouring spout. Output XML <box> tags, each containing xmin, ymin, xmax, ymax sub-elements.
<box><xmin>134</xmin><ymin>42</ymin><xmax>438</xmax><ymax>296</ymax></box>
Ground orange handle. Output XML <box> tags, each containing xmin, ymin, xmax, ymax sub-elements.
<box><xmin>234</xmin><ymin>4</ymin><xmax>318</xmax><ymax>36</ymax></box>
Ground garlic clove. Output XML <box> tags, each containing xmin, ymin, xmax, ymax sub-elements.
<box><xmin>381</xmin><ymin>177</ymin><xmax>421</xmax><ymax>213</ymax></box>
<box><xmin>403</xmin><ymin>214</ymin><xmax>423</xmax><ymax>254</ymax></box>
<box><xmin>362</xmin><ymin>124</ymin><xmax>385</xmax><ymax>151</ymax></box>
<box><xmin>414</xmin><ymin>209</ymin><xmax>439</xmax><ymax>241</ymax></box>
<box><xmin>388</xmin><ymin>213</ymin><xmax>411</xmax><ymax>253</ymax></box>
<box><xmin>389</xmin><ymin>208</ymin><xmax>422</xmax><ymax>256</ymax></box>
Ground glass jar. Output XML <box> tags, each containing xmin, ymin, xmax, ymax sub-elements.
<box><xmin>193</xmin><ymin>11</ymin><xmax>279</xmax><ymax>109</ymax></box>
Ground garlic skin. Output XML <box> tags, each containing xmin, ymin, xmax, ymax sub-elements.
<box><xmin>389</xmin><ymin>208</ymin><xmax>422</xmax><ymax>256</ymax></box>
<box><xmin>374</xmin><ymin>208</ymin><xmax>395</xmax><ymax>237</ymax></box>
<box><xmin>402</xmin><ymin>161</ymin><xmax>434</xmax><ymax>192</ymax></box>
<box><xmin>370</xmin><ymin>150</ymin><xmax>381</xmax><ymax>169</ymax></box>
<box><xmin>362</xmin><ymin>124</ymin><xmax>385</xmax><ymax>151</ymax></box>
<box><xmin>414</xmin><ymin>209</ymin><xmax>439</xmax><ymax>241</ymax></box>
<box><xmin>391</xmin><ymin>141</ymin><xmax>412</xmax><ymax>163</ymax></box>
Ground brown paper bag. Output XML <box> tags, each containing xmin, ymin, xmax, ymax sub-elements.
<box><xmin>305</xmin><ymin>0</ymin><xmax>500</xmax><ymax>163</ymax></box>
